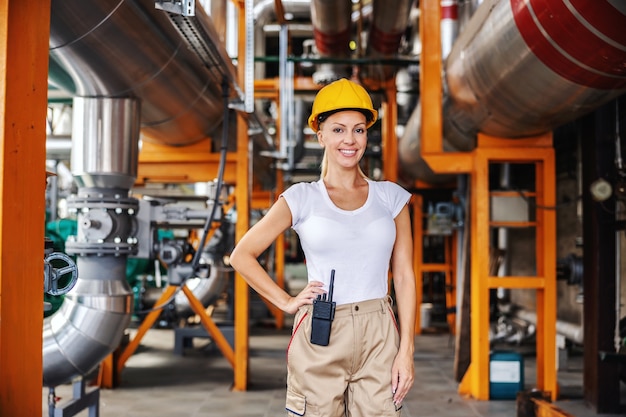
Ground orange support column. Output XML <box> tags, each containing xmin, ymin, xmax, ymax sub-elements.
<box><xmin>232</xmin><ymin>0</ymin><xmax>250</xmax><ymax>392</ymax></box>
<box><xmin>464</xmin><ymin>134</ymin><xmax>558</xmax><ymax>400</ymax></box>
<box><xmin>381</xmin><ymin>81</ymin><xmax>398</xmax><ymax>182</ymax></box>
<box><xmin>412</xmin><ymin>196</ymin><xmax>424</xmax><ymax>334</ymax></box>
<box><xmin>444</xmin><ymin>233</ymin><xmax>457</xmax><ymax>334</ymax></box>
<box><xmin>273</xmin><ymin>171</ymin><xmax>285</xmax><ymax>329</ymax></box>
<box><xmin>419</xmin><ymin>0</ymin><xmax>557</xmax><ymax>400</ymax></box>
<box><xmin>0</xmin><ymin>1</ymin><xmax>50</xmax><ymax>415</ymax></box>
<box><xmin>466</xmin><ymin>144</ymin><xmax>493</xmax><ymax>400</ymax></box>
<box><xmin>533</xmin><ymin>139</ymin><xmax>558</xmax><ymax>399</ymax></box>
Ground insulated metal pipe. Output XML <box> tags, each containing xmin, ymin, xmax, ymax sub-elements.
<box><xmin>71</xmin><ymin>97</ymin><xmax>140</xmax><ymax>190</ymax></box>
<box><xmin>253</xmin><ymin>0</ymin><xmax>312</xmax><ymax>79</ymax></box>
<box><xmin>49</xmin><ymin>0</ymin><xmax>234</xmax><ymax>146</ymax></box>
<box><xmin>43</xmin><ymin>97</ymin><xmax>140</xmax><ymax>387</ymax></box>
<box><xmin>400</xmin><ymin>0</ymin><xmax>626</xmax><ymax>181</ymax></box>
<box><xmin>310</xmin><ymin>0</ymin><xmax>353</xmax><ymax>83</ymax></box>
<box><xmin>445</xmin><ymin>0</ymin><xmax>626</xmax><ymax>146</ymax></box>
<box><xmin>43</xmin><ymin>257</ymin><xmax>133</xmax><ymax>387</ymax></box>
<box><xmin>364</xmin><ymin>0</ymin><xmax>415</xmax><ymax>81</ymax></box>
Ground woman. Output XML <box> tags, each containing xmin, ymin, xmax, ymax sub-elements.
<box><xmin>230</xmin><ymin>78</ymin><xmax>416</xmax><ymax>416</ymax></box>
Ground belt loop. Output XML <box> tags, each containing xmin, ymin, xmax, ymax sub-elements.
<box><xmin>386</xmin><ymin>294</ymin><xmax>394</xmax><ymax>308</ymax></box>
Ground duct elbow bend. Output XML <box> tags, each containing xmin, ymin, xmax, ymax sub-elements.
<box><xmin>43</xmin><ymin>262</ymin><xmax>133</xmax><ymax>387</ymax></box>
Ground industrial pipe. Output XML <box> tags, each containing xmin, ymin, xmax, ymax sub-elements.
<box><xmin>48</xmin><ymin>0</ymin><xmax>236</xmax><ymax>146</ymax></box>
<box><xmin>310</xmin><ymin>0</ymin><xmax>354</xmax><ymax>83</ymax></box>
<box><xmin>444</xmin><ymin>0</ymin><xmax>626</xmax><ymax>148</ymax></box>
<box><xmin>253</xmin><ymin>0</ymin><xmax>312</xmax><ymax>79</ymax></box>
<box><xmin>43</xmin><ymin>97</ymin><xmax>140</xmax><ymax>387</ymax></box>
<box><xmin>400</xmin><ymin>0</ymin><xmax>626</xmax><ymax>181</ymax></box>
<box><xmin>363</xmin><ymin>0</ymin><xmax>415</xmax><ymax>82</ymax></box>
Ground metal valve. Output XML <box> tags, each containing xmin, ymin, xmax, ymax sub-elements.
<box><xmin>44</xmin><ymin>251</ymin><xmax>79</xmax><ymax>296</ymax></box>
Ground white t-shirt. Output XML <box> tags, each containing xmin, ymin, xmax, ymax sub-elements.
<box><xmin>281</xmin><ymin>178</ymin><xmax>411</xmax><ymax>305</ymax></box>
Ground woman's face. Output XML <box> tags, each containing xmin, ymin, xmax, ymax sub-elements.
<box><xmin>317</xmin><ymin>110</ymin><xmax>368</xmax><ymax>171</ymax></box>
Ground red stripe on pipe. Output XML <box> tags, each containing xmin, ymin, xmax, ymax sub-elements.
<box><xmin>313</xmin><ymin>28</ymin><xmax>351</xmax><ymax>56</ymax></box>
<box><xmin>369</xmin><ymin>25</ymin><xmax>405</xmax><ymax>55</ymax></box>
<box><xmin>529</xmin><ymin>0</ymin><xmax>625</xmax><ymax>76</ymax></box>
<box><xmin>511</xmin><ymin>0</ymin><xmax>626</xmax><ymax>89</ymax></box>
<box><xmin>441</xmin><ymin>4</ymin><xmax>458</xmax><ymax>20</ymax></box>
<box><xmin>570</xmin><ymin>0</ymin><xmax>626</xmax><ymax>45</ymax></box>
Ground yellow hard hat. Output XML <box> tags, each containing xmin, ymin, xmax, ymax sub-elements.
<box><xmin>307</xmin><ymin>78</ymin><xmax>378</xmax><ymax>132</ymax></box>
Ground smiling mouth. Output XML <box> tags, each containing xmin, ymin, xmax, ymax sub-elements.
<box><xmin>340</xmin><ymin>149</ymin><xmax>357</xmax><ymax>156</ymax></box>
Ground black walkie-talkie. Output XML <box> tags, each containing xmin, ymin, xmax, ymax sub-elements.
<box><xmin>310</xmin><ymin>269</ymin><xmax>336</xmax><ymax>346</ymax></box>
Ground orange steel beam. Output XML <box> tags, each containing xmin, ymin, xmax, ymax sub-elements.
<box><xmin>117</xmin><ymin>285</ymin><xmax>178</xmax><ymax>377</ymax></box>
<box><xmin>445</xmin><ymin>233</ymin><xmax>457</xmax><ymax>334</ymax></box>
<box><xmin>274</xmin><ymin>0</ymin><xmax>286</xmax><ymax>25</ymax></box>
<box><xmin>0</xmin><ymin>2</ymin><xmax>50</xmax><ymax>415</ymax></box>
<box><xmin>232</xmin><ymin>0</ymin><xmax>250</xmax><ymax>392</ymax></box>
<box><xmin>412</xmin><ymin>196</ymin><xmax>424</xmax><ymax>334</ymax></box>
<box><xmin>273</xmin><ymin>170</ymin><xmax>285</xmax><ymax>329</ymax></box>
<box><xmin>181</xmin><ymin>285</ymin><xmax>235</xmax><ymax>366</ymax></box>
<box><xmin>136</xmin><ymin>139</ymin><xmax>238</xmax><ymax>185</ymax></box>
<box><xmin>420</xmin><ymin>263</ymin><xmax>451</xmax><ymax>272</ymax></box>
<box><xmin>463</xmin><ymin>139</ymin><xmax>492</xmax><ymax>400</ymax></box>
<box><xmin>419</xmin><ymin>0</ymin><xmax>473</xmax><ymax>174</ymax></box>
<box><xmin>97</xmin><ymin>353</ymin><xmax>116</xmax><ymax>388</ymax></box>
<box><xmin>461</xmin><ymin>134</ymin><xmax>557</xmax><ymax>400</ymax></box>
<box><xmin>255</xmin><ymin>76</ymin><xmax>320</xmax><ymax>93</ymax></box>
<box><xmin>382</xmin><ymin>80</ymin><xmax>398</xmax><ymax>182</ymax></box>
<box><xmin>420</xmin><ymin>0</ymin><xmax>557</xmax><ymax>401</ymax></box>
<box><xmin>532</xmin><ymin>398</ymin><xmax>576</xmax><ymax>417</ymax></box>
<box><xmin>534</xmin><ymin>139</ymin><xmax>558</xmax><ymax>401</ymax></box>
<box><xmin>251</xmin><ymin>190</ymin><xmax>274</xmax><ymax>210</ymax></box>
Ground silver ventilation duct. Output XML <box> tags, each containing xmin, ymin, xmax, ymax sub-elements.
<box><xmin>43</xmin><ymin>257</ymin><xmax>134</xmax><ymax>387</ymax></box>
<box><xmin>48</xmin><ymin>0</ymin><xmax>236</xmax><ymax>146</ymax></box>
<box><xmin>43</xmin><ymin>97</ymin><xmax>140</xmax><ymax>387</ymax></box>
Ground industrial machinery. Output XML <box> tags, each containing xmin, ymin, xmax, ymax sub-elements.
<box><xmin>32</xmin><ymin>0</ymin><xmax>626</xmax><ymax>413</ymax></box>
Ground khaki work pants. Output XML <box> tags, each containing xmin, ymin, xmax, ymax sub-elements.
<box><xmin>286</xmin><ymin>297</ymin><xmax>401</xmax><ymax>417</ymax></box>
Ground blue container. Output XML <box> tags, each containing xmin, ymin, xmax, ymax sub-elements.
<box><xmin>489</xmin><ymin>351</ymin><xmax>524</xmax><ymax>400</ymax></box>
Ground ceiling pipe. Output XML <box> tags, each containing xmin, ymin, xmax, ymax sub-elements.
<box><xmin>444</xmin><ymin>0</ymin><xmax>626</xmax><ymax>149</ymax></box>
<box><xmin>362</xmin><ymin>0</ymin><xmax>415</xmax><ymax>83</ymax></box>
<box><xmin>49</xmin><ymin>0</ymin><xmax>236</xmax><ymax>147</ymax></box>
<box><xmin>400</xmin><ymin>0</ymin><xmax>626</xmax><ymax>182</ymax></box>
<box><xmin>253</xmin><ymin>0</ymin><xmax>312</xmax><ymax>79</ymax></box>
<box><xmin>310</xmin><ymin>0</ymin><xmax>354</xmax><ymax>84</ymax></box>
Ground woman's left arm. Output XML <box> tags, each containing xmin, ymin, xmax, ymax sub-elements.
<box><xmin>390</xmin><ymin>204</ymin><xmax>416</xmax><ymax>406</ymax></box>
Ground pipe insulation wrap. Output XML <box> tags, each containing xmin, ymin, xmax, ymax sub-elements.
<box><xmin>49</xmin><ymin>0</ymin><xmax>235</xmax><ymax>146</ymax></box>
<box><xmin>444</xmin><ymin>0</ymin><xmax>626</xmax><ymax>144</ymax></box>
<box><xmin>43</xmin><ymin>256</ymin><xmax>133</xmax><ymax>387</ymax></box>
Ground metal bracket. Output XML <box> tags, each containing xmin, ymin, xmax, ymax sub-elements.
<box><xmin>155</xmin><ymin>0</ymin><xmax>195</xmax><ymax>17</ymax></box>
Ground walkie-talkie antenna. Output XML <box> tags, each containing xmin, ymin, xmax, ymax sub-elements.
<box><xmin>328</xmin><ymin>269</ymin><xmax>335</xmax><ymax>302</ymax></box>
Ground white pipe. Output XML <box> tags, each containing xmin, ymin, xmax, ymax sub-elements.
<box><xmin>514</xmin><ymin>308</ymin><xmax>584</xmax><ymax>345</ymax></box>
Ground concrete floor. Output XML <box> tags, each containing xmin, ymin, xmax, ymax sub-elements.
<box><xmin>42</xmin><ymin>323</ymin><xmax>626</xmax><ymax>417</ymax></box>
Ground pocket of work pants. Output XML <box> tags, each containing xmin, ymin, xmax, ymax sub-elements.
<box><xmin>285</xmin><ymin>388</ymin><xmax>306</xmax><ymax>416</ymax></box>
